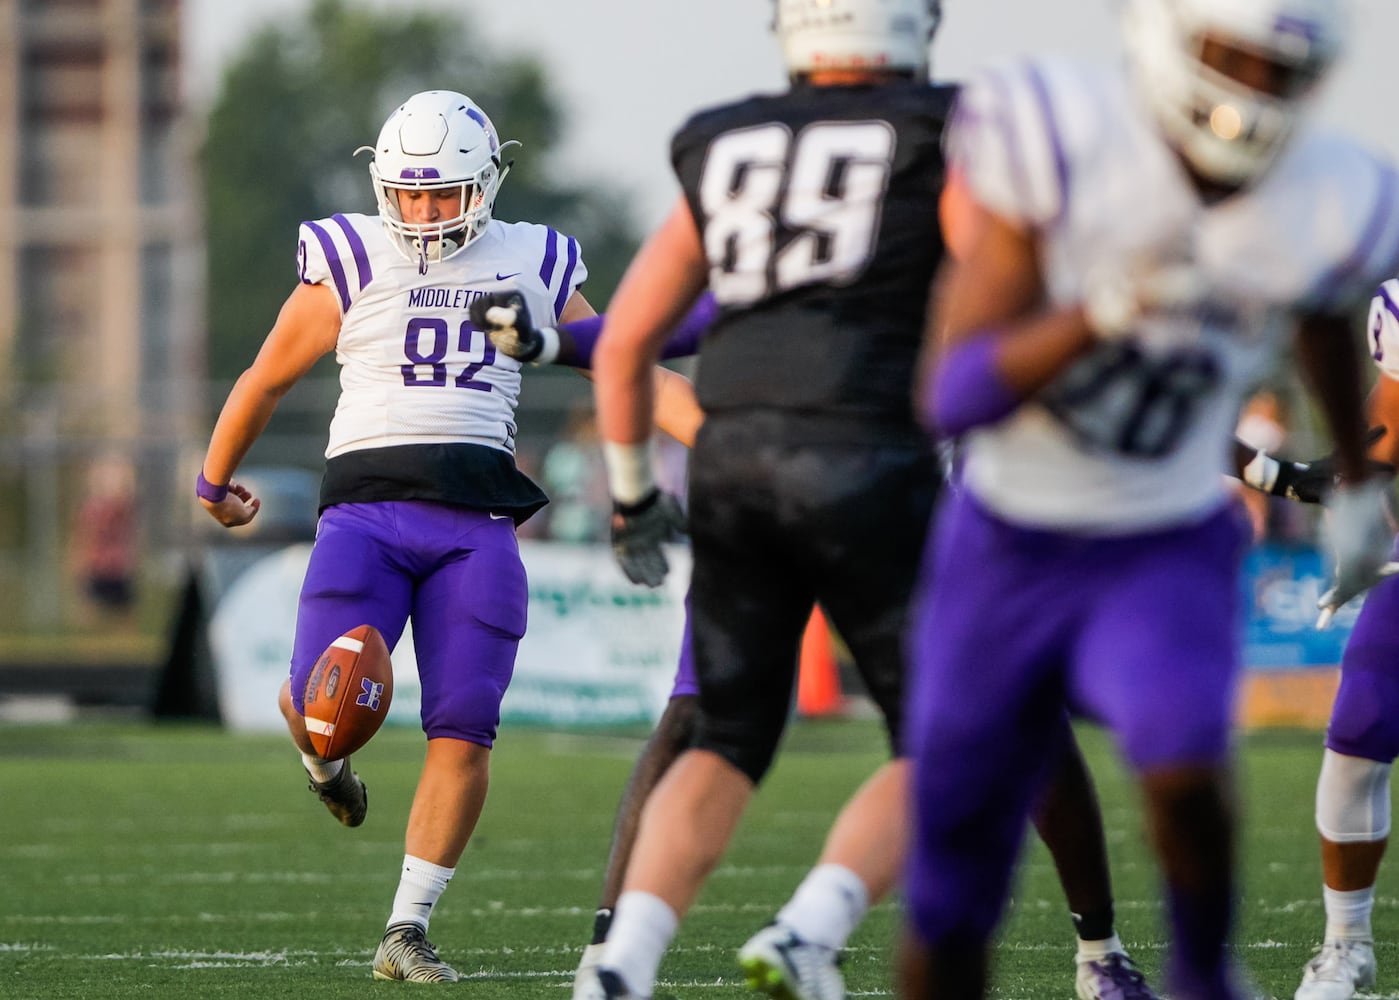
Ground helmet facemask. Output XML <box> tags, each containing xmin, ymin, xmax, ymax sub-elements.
<box><xmin>1123</xmin><ymin>0</ymin><xmax>1342</xmax><ymax>189</ymax></box>
<box><xmin>360</xmin><ymin>91</ymin><xmax>520</xmax><ymax>273</ymax></box>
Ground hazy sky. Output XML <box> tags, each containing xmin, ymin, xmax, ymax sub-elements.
<box><xmin>185</xmin><ymin>0</ymin><xmax>1399</xmax><ymax>231</ymax></box>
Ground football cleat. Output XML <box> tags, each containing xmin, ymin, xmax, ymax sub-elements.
<box><xmin>305</xmin><ymin>760</ymin><xmax>367</xmax><ymax>827</ymax></box>
<box><xmin>372</xmin><ymin>921</ymin><xmax>461</xmax><ymax>982</ymax></box>
<box><xmin>738</xmin><ymin>922</ymin><xmax>844</xmax><ymax>1000</ymax></box>
<box><xmin>1075</xmin><ymin>951</ymin><xmax>1161</xmax><ymax>1000</ymax></box>
<box><xmin>1295</xmin><ymin>939</ymin><xmax>1376</xmax><ymax>1000</ymax></box>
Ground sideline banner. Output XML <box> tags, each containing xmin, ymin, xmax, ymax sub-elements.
<box><xmin>1241</xmin><ymin>543</ymin><xmax>1357</xmax><ymax>669</ymax></box>
<box><xmin>207</xmin><ymin>541</ymin><xmax>689</xmax><ymax>733</ymax></box>
<box><xmin>1237</xmin><ymin>542</ymin><xmax>1360</xmax><ymax>729</ymax></box>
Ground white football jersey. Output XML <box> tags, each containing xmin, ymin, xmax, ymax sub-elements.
<box><xmin>296</xmin><ymin>213</ymin><xmax>587</xmax><ymax>459</ymax></box>
<box><xmin>1368</xmin><ymin>278</ymin><xmax>1399</xmax><ymax>384</ymax></box>
<box><xmin>947</xmin><ymin>59</ymin><xmax>1399</xmax><ymax>533</ymax></box>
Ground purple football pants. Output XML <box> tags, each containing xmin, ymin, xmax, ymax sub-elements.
<box><xmin>905</xmin><ymin>491</ymin><xmax>1247</xmax><ymax>946</ymax></box>
<box><xmin>1328</xmin><ymin>537</ymin><xmax>1399</xmax><ymax>762</ymax></box>
<box><xmin>288</xmin><ymin>501</ymin><xmax>527</xmax><ymax>747</ymax></box>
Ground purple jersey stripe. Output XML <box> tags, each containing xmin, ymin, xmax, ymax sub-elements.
<box><xmin>1379</xmin><ymin>284</ymin><xmax>1399</xmax><ymax>326</ymax></box>
<box><xmin>1313</xmin><ymin>161</ymin><xmax>1398</xmax><ymax>307</ymax></box>
<box><xmin>553</xmin><ymin>237</ymin><xmax>580</xmax><ymax>318</ymax></box>
<box><xmin>539</xmin><ymin>228</ymin><xmax>560</xmax><ymax>286</ymax></box>
<box><xmin>331</xmin><ymin>214</ymin><xmax>373</xmax><ymax>293</ymax></box>
<box><xmin>1024</xmin><ymin>64</ymin><xmax>1069</xmax><ymax>224</ymax></box>
<box><xmin>303</xmin><ymin>220</ymin><xmax>351</xmax><ymax>313</ymax></box>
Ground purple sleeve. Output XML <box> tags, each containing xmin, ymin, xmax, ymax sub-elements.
<box><xmin>925</xmin><ymin>332</ymin><xmax>1021</xmax><ymax>437</ymax></box>
<box><xmin>557</xmin><ymin>292</ymin><xmax>716</xmax><ymax>369</ymax></box>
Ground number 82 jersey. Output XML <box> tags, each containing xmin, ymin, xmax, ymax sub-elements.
<box><xmin>671</xmin><ymin>81</ymin><xmax>956</xmax><ymax>438</ymax></box>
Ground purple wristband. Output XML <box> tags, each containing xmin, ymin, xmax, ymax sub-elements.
<box><xmin>196</xmin><ymin>470</ymin><xmax>229</xmax><ymax>503</ymax></box>
<box><xmin>926</xmin><ymin>332</ymin><xmax>1020</xmax><ymax>437</ymax></box>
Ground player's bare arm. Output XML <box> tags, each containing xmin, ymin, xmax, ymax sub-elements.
<box><xmin>921</xmin><ymin>207</ymin><xmax>1100</xmax><ymax>438</ymax></box>
<box><xmin>199</xmin><ymin>281</ymin><xmax>341</xmax><ymax>527</ymax></box>
<box><xmin>1366</xmin><ymin>373</ymin><xmax>1399</xmax><ymax>470</ymax></box>
<box><xmin>652</xmin><ymin>368</ymin><xmax>702</xmax><ymax>450</ymax></box>
<box><xmin>1296</xmin><ymin>310</ymin><xmax>1377</xmax><ymax>485</ymax></box>
<box><xmin>594</xmin><ymin>197</ymin><xmax>707</xmax><ymax>451</ymax></box>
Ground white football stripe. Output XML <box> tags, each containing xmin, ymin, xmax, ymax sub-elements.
<box><xmin>303</xmin><ymin>718</ymin><xmax>335</xmax><ymax>736</ymax></box>
<box><xmin>330</xmin><ymin>635</ymin><xmax>364</xmax><ymax>654</ymax></box>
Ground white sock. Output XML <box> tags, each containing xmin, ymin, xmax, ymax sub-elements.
<box><xmin>599</xmin><ymin>891</ymin><xmax>678</xmax><ymax>997</ymax></box>
<box><xmin>1323</xmin><ymin>884</ymin><xmax>1375</xmax><ymax>941</ymax></box>
<box><xmin>301</xmin><ymin>753</ymin><xmax>343</xmax><ymax>783</ymax></box>
<box><xmin>577</xmin><ymin>941</ymin><xmax>606</xmax><ymax>975</ymax></box>
<box><xmin>387</xmin><ymin>854</ymin><xmax>455</xmax><ymax>930</ymax></box>
<box><xmin>775</xmin><ymin>863</ymin><xmax>870</xmax><ymax>950</ymax></box>
<box><xmin>1076</xmin><ymin>933</ymin><xmax>1125</xmax><ymax>962</ymax></box>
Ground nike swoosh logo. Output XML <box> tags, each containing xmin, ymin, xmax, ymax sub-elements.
<box><xmin>495</xmin><ymin>272</ymin><xmax>520</xmax><ymax>281</ymax></box>
<box><xmin>489</xmin><ymin>513</ymin><xmax>511</xmax><ymax>520</ymax></box>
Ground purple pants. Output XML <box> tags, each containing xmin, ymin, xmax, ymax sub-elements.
<box><xmin>905</xmin><ymin>491</ymin><xmax>1247</xmax><ymax>945</ymax></box>
<box><xmin>288</xmin><ymin>501</ymin><xmax>527</xmax><ymax>746</ymax></box>
<box><xmin>1328</xmin><ymin>537</ymin><xmax>1399</xmax><ymax>762</ymax></box>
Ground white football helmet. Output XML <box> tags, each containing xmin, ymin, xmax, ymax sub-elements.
<box><xmin>774</xmin><ymin>0</ymin><xmax>942</xmax><ymax>77</ymax></box>
<box><xmin>361</xmin><ymin>90</ymin><xmax>520</xmax><ymax>271</ymax></box>
<box><xmin>1122</xmin><ymin>0</ymin><xmax>1345</xmax><ymax>188</ymax></box>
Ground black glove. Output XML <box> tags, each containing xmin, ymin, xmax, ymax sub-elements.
<box><xmin>611</xmin><ymin>490</ymin><xmax>686</xmax><ymax>587</ymax></box>
<box><xmin>468</xmin><ymin>291</ymin><xmax>548</xmax><ymax>362</ymax></box>
<box><xmin>1275</xmin><ymin>427</ymin><xmax>1393</xmax><ymax>504</ymax></box>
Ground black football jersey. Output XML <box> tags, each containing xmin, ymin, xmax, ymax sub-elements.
<box><xmin>671</xmin><ymin>80</ymin><xmax>955</xmax><ymax>435</ymax></box>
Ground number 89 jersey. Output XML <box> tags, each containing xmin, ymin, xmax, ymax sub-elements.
<box><xmin>671</xmin><ymin>81</ymin><xmax>956</xmax><ymax>438</ymax></box>
<box><xmin>948</xmin><ymin>59</ymin><xmax>1399</xmax><ymax>534</ymax></box>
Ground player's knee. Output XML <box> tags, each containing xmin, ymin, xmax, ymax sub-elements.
<box><xmin>1119</xmin><ymin>712</ymin><xmax>1231</xmax><ymax>773</ymax></box>
<box><xmin>694</xmin><ymin>721</ymin><xmax>782</xmax><ymax>785</ymax></box>
<box><xmin>1316</xmin><ymin>749</ymin><xmax>1392</xmax><ymax>843</ymax></box>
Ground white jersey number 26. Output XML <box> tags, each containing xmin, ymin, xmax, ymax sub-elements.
<box><xmin>699</xmin><ymin>121</ymin><xmax>894</xmax><ymax>305</ymax></box>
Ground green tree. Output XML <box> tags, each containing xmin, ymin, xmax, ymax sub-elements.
<box><xmin>202</xmin><ymin>0</ymin><xmax>640</xmax><ymax>381</ymax></box>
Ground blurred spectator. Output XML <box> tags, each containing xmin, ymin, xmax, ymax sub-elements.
<box><xmin>70</xmin><ymin>453</ymin><xmax>138</xmax><ymax>626</ymax></box>
<box><xmin>540</xmin><ymin>404</ymin><xmax>611</xmax><ymax>542</ymax></box>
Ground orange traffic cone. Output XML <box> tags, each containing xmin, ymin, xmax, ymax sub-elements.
<box><xmin>797</xmin><ymin>606</ymin><xmax>843</xmax><ymax>717</ymax></box>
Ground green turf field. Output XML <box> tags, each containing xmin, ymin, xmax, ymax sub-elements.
<box><xmin>0</xmin><ymin>718</ymin><xmax>1382</xmax><ymax>999</ymax></box>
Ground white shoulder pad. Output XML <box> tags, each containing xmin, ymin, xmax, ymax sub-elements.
<box><xmin>489</xmin><ymin>221</ymin><xmax>589</xmax><ymax>325</ymax></box>
<box><xmin>945</xmin><ymin>60</ymin><xmax>1093</xmax><ymax>229</ymax></box>
<box><xmin>1369</xmin><ymin>279</ymin><xmax>1399</xmax><ymax>381</ymax></box>
<box><xmin>1289</xmin><ymin>140</ymin><xmax>1399</xmax><ymax>314</ymax></box>
<box><xmin>296</xmin><ymin>213</ymin><xmax>381</xmax><ymax>315</ymax></box>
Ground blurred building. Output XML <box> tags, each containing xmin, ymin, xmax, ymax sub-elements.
<box><xmin>0</xmin><ymin>0</ymin><xmax>204</xmax><ymax>628</ymax></box>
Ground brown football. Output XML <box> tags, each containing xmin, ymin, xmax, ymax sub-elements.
<box><xmin>302</xmin><ymin>624</ymin><xmax>393</xmax><ymax>760</ymax></box>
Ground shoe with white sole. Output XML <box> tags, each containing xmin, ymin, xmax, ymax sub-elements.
<box><xmin>1295</xmin><ymin>939</ymin><xmax>1376</xmax><ymax>1000</ymax></box>
<box><xmin>738</xmin><ymin>922</ymin><xmax>844</xmax><ymax>1000</ymax></box>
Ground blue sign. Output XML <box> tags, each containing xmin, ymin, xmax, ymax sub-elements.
<box><xmin>1241</xmin><ymin>543</ymin><xmax>1359</xmax><ymax>669</ymax></box>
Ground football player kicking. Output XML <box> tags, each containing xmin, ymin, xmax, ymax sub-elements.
<box><xmin>197</xmin><ymin>90</ymin><xmax>603</xmax><ymax>984</ymax></box>
<box><xmin>903</xmin><ymin>0</ymin><xmax>1399</xmax><ymax>997</ymax></box>
<box><xmin>476</xmin><ymin>295</ymin><xmax>1160</xmax><ymax>1000</ymax></box>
